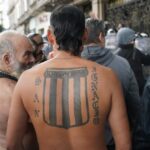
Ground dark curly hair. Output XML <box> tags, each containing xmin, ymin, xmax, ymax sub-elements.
<box><xmin>50</xmin><ymin>5</ymin><xmax>85</xmax><ymax>56</ymax></box>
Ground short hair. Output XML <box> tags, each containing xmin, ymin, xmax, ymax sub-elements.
<box><xmin>85</xmin><ymin>18</ymin><xmax>104</xmax><ymax>43</ymax></box>
<box><xmin>50</xmin><ymin>5</ymin><xmax>85</xmax><ymax>56</ymax></box>
<box><xmin>0</xmin><ymin>30</ymin><xmax>23</xmax><ymax>56</ymax></box>
<box><xmin>0</xmin><ymin>30</ymin><xmax>30</xmax><ymax>57</ymax></box>
<box><xmin>0</xmin><ymin>39</ymin><xmax>14</xmax><ymax>57</ymax></box>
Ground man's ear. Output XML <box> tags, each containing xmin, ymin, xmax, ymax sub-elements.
<box><xmin>47</xmin><ymin>28</ymin><xmax>55</xmax><ymax>45</ymax></box>
<box><xmin>98</xmin><ymin>32</ymin><xmax>105</xmax><ymax>43</ymax></box>
<box><xmin>98</xmin><ymin>32</ymin><xmax>103</xmax><ymax>41</ymax></box>
<box><xmin>82</xmin><ymin>28</ymin><xmax>88</xmax><ymax>42</ymax></box>
<box><xmin>2</xmin><ymin>53</ymin><xmax>11</xmax><ymax>65</ymax></box>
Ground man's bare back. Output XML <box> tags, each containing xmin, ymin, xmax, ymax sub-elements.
<box><xmin>7</xmin><ymin>53</ymin><xmax>131</xmax><ymax>150</ymax></box>
<box><xmin>0</xmin><ymin>78</ymin><xmax>16</xmax><ymax>149</ymax></box>
<box><xmin>6</xmin><ymin>5</ymin><xmax>131</xmax><ymax>150</ymax></box>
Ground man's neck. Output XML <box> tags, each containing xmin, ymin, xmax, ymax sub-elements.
<box><xmin>52</xmin><ymin>50</ymin><xmax>76</xmax><ymax>59</ymax></box>
<box><xmin>0</xmin><ymin>70</ymin><xmax>18</xmax><ymax>82</ymax></box>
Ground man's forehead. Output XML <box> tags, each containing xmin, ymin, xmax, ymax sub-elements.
<box><xmin>16</xmin><ymin>37</ymin><xmax>34</xmax><ymax>53</ymax></box>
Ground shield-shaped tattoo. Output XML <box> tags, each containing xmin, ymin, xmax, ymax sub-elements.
<box><xmin>42</xmin><ymin>67</ymin><xmax>89</xmax><ymax>129</ymax></box>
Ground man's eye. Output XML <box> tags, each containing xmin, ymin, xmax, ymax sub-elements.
<box><xmin>26</xmin><ymin>53</ymin><xmax>31</xmax><ymax>56</ymax></box>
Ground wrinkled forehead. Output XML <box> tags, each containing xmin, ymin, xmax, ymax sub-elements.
<box><xmin>15</xmin><ymin>37</ymin><xmax>34</xmax><ymax>54</ymax></box>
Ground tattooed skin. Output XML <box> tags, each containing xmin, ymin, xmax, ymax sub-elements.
<box><xmin>91</xmin><ymin>67</ymin><xmax>100</xmax><ymax>125</ymax></box>
<box><xmin>33</xmin><ymin>77</ymin><xmax>41</xmax><ymax>117</ymax></box>
<box><xmin>35</xmin><ymin>77</ymin><xmax>41</xmax><ymax>86</ymax></box>
<box><xmin>42</xmin><ymin>67</ymin><xmax>89</xmax><ymax>129</ymax></box>
<box><xmin>34</xmin><ymin>109</ymin><xmax>40</xmax><ymax>118</ymax></box>
<box><xmin>34</xmin><ymin>93</ymin><xmax>39</xmax><ymax>103</ymax></box>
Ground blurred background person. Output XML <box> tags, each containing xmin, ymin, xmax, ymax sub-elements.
<box><xmin>116</xmin><ymin>27</ymin><xmax>150</xmax><ymax>96</ymax></box>
<box><xmin>82</xmin><ymin>18</ymin><xmax>140</xmax><ymax>150</ymax></box>
<box><xmin>105</xmin><ymin>28</ymin><xmax>118</xmax><ymax>52</ymax></box>
<box><xmin>41</xmin><ymin>42</ymin><xmax>52</xmax><ymax>59</ymax></box>
<box><xmin>27</xmin><ymin>33</ymin><xmax>46</xmax><ymax>64</ymax></box>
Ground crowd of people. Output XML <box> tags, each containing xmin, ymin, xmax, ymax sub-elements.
<box><xmin>0</xmin><ymin>4</ymin><xmax>150</xmax><ymax>150</ymax></box>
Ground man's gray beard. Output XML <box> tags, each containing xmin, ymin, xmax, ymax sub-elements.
<box><xmin>11</xmin><ymin>63</ymin><xmax>33</xmax><ymax>78</ymax></box>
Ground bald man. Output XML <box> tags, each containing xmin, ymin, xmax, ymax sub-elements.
<box><xmin>0</xmin><ymin>31</ymin><xmax>36</xmax><ymax>149</ymax></box>
<box><xmin>7</xmin><ymin>5</ymin><xmax>131</xmax><ymax>150</ymax></box>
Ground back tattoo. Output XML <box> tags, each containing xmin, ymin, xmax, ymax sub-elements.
<box><xmin>42</xmin><ymin>67</ymin><xmax>89</xmax><ymax>129</ymax></box>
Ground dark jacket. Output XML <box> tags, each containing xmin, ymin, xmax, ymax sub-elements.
<box><xmin>141</xmin><ymin>77</ymin><xmax>150</xmax><ymax>141</ymax></box>
<box><xmin>117</xmin><ymin>45</ymin><xmax>150</xmax><ymax>96</ymax></box>
<box><xmin>81</xmin><ymin>45</ymin><xmax>140</xmax><ymax>147</ymax></box>
<box><xmin>133</xmin><ymin>77</ymin><xmax>150</xmax><ymax>150</ymax></box>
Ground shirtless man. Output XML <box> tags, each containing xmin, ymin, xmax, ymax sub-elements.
<box><xmin>0</xmin><ymin>31</ymin><xmax>35</xmax><ymax>149</ymax></box>
<box><xmin>6</xmin><ymin>5</ymin><xmax>131</xmax><ymax>150</ymax></box>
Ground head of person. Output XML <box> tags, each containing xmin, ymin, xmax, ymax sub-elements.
<box><xmin>116</xmin><ymin>27</ymin><xmax>136</xmax><ymax>48</ymax></box>
<box><xmin>85</xmin><ymin>18</ymin><xmax>105</xmax><ymax>48</ymax></box>
<box><xmin>0</xmin><ymin>30</ymin><xmax>35</xmax><ymax>77</ymax></box>
<box><xmin>47</xmin><ymin>5</ymin><xmax>85</xmax><ymax>56</ymax></box>
<box><xmin>117</xmin><ymin>23</ymin><xmax>125</xmax><ymax>30</ymax></box>
<box><xmin>27</xmin><ymin>33</ymin><xmax>45</xmax><ymax>63</ymax></box>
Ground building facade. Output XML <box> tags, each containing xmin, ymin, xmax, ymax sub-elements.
<box><xmin>0</xmin><ymin>0</ymin><xmax>3</xmax><ymax>25</ymax></box>
<box><xmin>106</xmin><ymin>0</ymin><xmax>150</xmax><ymax>34</ymax></box>
<box><xmin>7</xmin><ymin>0</ymin><xmax>149</xmax><ymax>34</ymax></box>
<box><xmin>0</xmin><ymin>0</ymin><xmax>4</xmax><ymax>31</ymax></box>
<box><xmin>7</xmin><ymin>0</ymin><xmax>106</xmax><ymax>34</ymax></box>
<box><xmin>7</xmin><ymin>0</ymin><xmax>51</xmax><ymax>34</ymax></box>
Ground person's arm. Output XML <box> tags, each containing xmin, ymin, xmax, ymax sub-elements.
<box><xmin>6</xmin><ymin>75</ymin><xmax>29</xmax><ymax>150</ymax></box>
<box><xmin>108</xmin><ymin>71</ymin><xmax>132</xmax><ymax>150</ymax></box>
